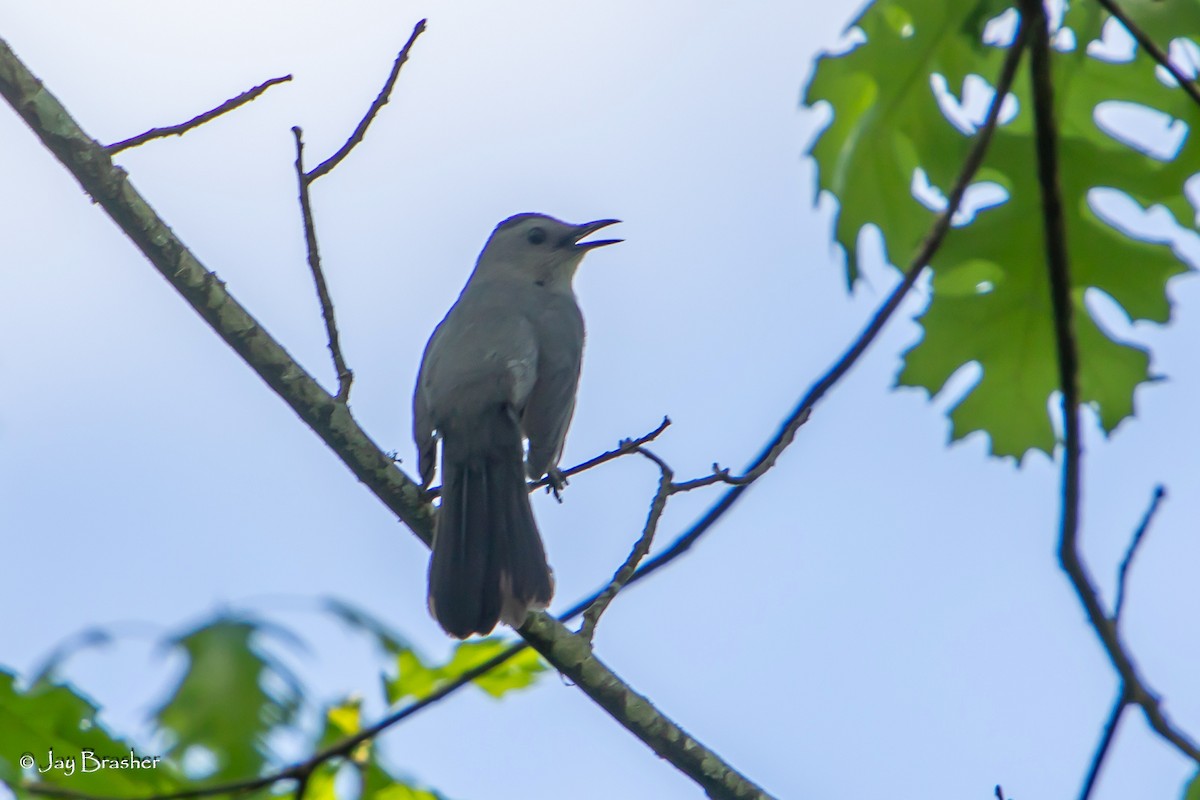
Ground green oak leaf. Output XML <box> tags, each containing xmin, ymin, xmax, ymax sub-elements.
<box><xmin>804</xmin><ymin>0</ymin><xmax>1198</xmax><ymax>457</ymax></box>
<box><xmin>152</xmin><ymin>617</ymin><xmax>303</xmax><ymax>782</ymax></box>
<box><xmin>442</xmin><ymin>638</ymin><xmax>547</xmax><ymax>699</ymax></box>
<box><xmin>0</xmin><ymin>669</ymin><xmax>181</xmax><ymax>798</ymax></box>
<box><xmin>385</xmin><ymin>637</ymin><xmax>546</xmax><ymax>706</ymax></box>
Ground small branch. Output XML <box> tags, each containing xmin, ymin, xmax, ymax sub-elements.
<box><xmin>425</xmin><ymin>416</ymin><xmax>672</xmax><ymax>499</ymax></box>
<box><xmin>1079</xmin><ymin>688</ymin><xmax>1130</xmax><ymax>800</ymax></box>
<box><xmin>547</xmin><ymin>416</ymin><xmax>672</xmax><ymax>485</ymax></box>
<box><xmin>293</xmin><ymin>127</ymin><xmax>353</xmax><ymax>400</ymax></box>
<box><xmin>1022</xmin><ymin>0</ymin><xmax>1200</xmax><ymax>764</ymax></box>
<box><xmin>615</xmin><ymin>14</ymin><xmax>1031</xmax><ymax>591</ymax></box>
<box><xmin>1093</xmin><ymin>0</ymin><xmax>1200</xmax><ymax>110</ymax></box>
<box><xmin>579</xmin><ymin>448</ymin><xmax>674</xmax><ymax>641</ymax></box>
<box><xmin>106</xmin><ymin>75</ymin><xmax>292</xmax><ymax>155</ymax></box>
<box><xmin>284</xmin><ymin>20</ymin><xmax>425</xmax><ymax>400</ymax></box>
<box><xmin>1112</xmin><ymin>485</ymin><xmax>1165</xmax><ymax>623</ymax></box>
<box><xmin>306</xmin><ymin>20</ymin><xmax>427</xmax><ymax>182</ymax></box>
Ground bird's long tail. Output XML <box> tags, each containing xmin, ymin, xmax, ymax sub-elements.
<box><xmin>429</xmin><ymin>406</ymin><xmax>554</xmax><ymax>638</ymax></box>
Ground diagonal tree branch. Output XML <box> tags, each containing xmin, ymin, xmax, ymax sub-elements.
<box><xmin>0</xmin><ymin>35</ymin><xmax>773</xmax><ymax>800</ymax></box>
<box><xmin>106</xmin><ymin>75</ymin><xmax>293</xmax><ymax>155</ymax></box>
<box><xmin>619</xmin><ymin>11</ymin><xmax>1032</xmax><ymax>591</ymax></box>
<box><xmin>1021</xmin><ymin>0</ymin><xmax>1200</xmax><ymax>770</ymax></box>
<box><xmin>1093</xmin><ymin>0</ymin><xmax>1200</xmax><ymax>110</ymax></box>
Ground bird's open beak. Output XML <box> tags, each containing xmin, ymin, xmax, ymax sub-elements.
<box><xmin>573</xmin><ymin>219</ymin><xmax>622</xmax><ymax>250</ymax></box>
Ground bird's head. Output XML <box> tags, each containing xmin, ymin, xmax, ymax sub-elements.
<box><xmin>475</xmin><ymin>213</ymin><xmax>621</xmax><ymax>290</ymax></box>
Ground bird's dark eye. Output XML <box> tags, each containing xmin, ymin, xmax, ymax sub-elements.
<box><xmin>526</xmin><ymin>227</ymin><xmax>547</xmax><ymax>245</ymax></box>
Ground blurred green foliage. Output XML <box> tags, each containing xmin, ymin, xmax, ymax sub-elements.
<box><xmin>0</xmin><ymin>601</ymin><xmax>545</xmax><ymax>800</ymax></box>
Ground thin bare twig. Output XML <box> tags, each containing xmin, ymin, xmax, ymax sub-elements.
<box><xmin>534</xmin><ymin>416</ymin><xmax>672</xmax><ymax>489</ymax></box>
<box><xmin>1022</xmin><ymin>0</ymin><xmax>1200</xmax><ymax>766</ymax></box>
<box><xmin>1093</xmin><ymin>0</ymin><xmax>1200</xmax><ymax>110</ymax></box>
<box><xmin>1112</xmin><ymin>485</ymin><xmax>1166</xmax><ymax>623</ymax></box>
<box><xmin>306</xmin><ymin>20</ymin><xmax>426</xmax><ymax>182</ymax></box>
<box><xmin>425</xmin><ymin>416</ymin><xmax>672</xmax><ymax>499</ymax></box>
<box><xmin>293</xmin><ymin>126</ymin><xmax>353</xmax><ymax>400</ymax></box>
<box><xmin>105</xmin><ymin>75</ymin><xmax>292</xmax><ymax>155</ymax></box>
<box><xmin>617</xmin><ymin>14</ymin><xmax>1031</xmax><ymax>591</ymax></box>
<box><xmin>287</xmin><ymin>19</ymin><xmax>425</xmax><ymax>400</ymax></box>
<box><xmin>579</xmin><ymin>448</ymin><xmax>674</xmax><ymax>640</ymax></box>
<box><xmin>1079</xmin><ymin>687</ymin><xmax>1130</xmax><ymax>800</ymax></box>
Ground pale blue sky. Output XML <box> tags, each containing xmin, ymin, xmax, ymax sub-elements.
<box><xmin>2</xmin><ymin>2</ymin><xmax>1198</xmax><ymax>799</ymax></box>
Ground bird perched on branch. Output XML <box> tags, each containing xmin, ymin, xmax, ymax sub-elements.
<box><xmin>414</xmin><ymin>213</ymin><xmax>621</xmax><ymax>638</ymax></box>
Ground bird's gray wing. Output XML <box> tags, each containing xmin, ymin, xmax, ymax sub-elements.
<box><xmin>413</xmin><ymin>321</ymin><xmax>446</xmax><ymax>487</ymax></box>
<box><xmin>522</xmin><ymin>296</ymin><xmax>584</xmax><ymax>478</ymax></box>
<box><xmin>415</xmin><ymin>297</ymin><xmax>540</xmax><ymax>485</ymax></box>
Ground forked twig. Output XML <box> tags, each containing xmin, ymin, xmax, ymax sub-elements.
<box><xmin>293</xmin><ymin>127</ymin><xmax>353</xmax><ymax>400</ymax></box>
<box><xmin>1021</xmin><ymin>0</ymin><xmax>1200</xmax><ymax>779</ymax></box>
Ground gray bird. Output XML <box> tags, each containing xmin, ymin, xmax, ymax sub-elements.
<box><xmin>414</xmin><ymin>213</ymin><xmax>621</xmax><ymax>638</ymax></box>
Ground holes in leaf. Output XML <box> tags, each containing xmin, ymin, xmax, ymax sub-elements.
<box><xmin>1045</xmin><ymin>0</ymin><xmax>1067</xmax><ymax>31</ymax></box>
<box><xmin>1185</xmin><ymin>174</ymin><xmax>1200</xmax><ymax>228</ymax></box>
<box><xmin>935</xmin><ymin>360</ymin><xmax>983</xmax><ymax>414</ymax></box>
<box><xmin>1084</xmin><ymin>286</ymin><xmax>1137</xmax><ymax>343</ymax></box>
<box><xmin>1156</xmin><ymin>38</ymin><xmax>1200</xmax><ymax>87</ymax></box>
<box><xmin>1093</xmin><ymin>101</ymin><xmax>1187</xmax><ymax>161</ymax></box>
<box><xmin>1086</xmin><ymin>18</ymin><xmax>1135</xmax><ymax>62</ymax></box>
<box><xmin>1089</xmin><ymin>187</ymin><xmax>1200</xmax><ymax>269</ymax></box>
<box><xmin>981</xmin><ymin>2</ymin><xmax>1074</xmax><ymax>51</ymax></box>
<box><xmin>982</xmin><ymin>9</ymin><xmax>1018</xmax><ymax>47</ymax></box>
<box><xmin>911</xmin><ymin>168</ymin><xmax>944</xmax><ymax>212</ymax></box>
<box><xmin>1090</xmin><ymin>187</ymin><xmax>1180</xmax><ymax>241</ymax></box>
<box><xmin>825</xmin><ymin>25</ymin><xmax>866</xmax><ymax>57</ymax></box>
<box><xmin>930</xmin><ymin>73</ymin><xmax>1018</xmax><ymax>135</ymax></box>
<box><xmin>911</xmin><ymin>168</ymin><xmax>1010</xmax><ymax>226</ymax></box>
<box><xmin>1052</xmin><ymin>27</ymin><xmax>1076</xmax><ymax>53</ymax></box>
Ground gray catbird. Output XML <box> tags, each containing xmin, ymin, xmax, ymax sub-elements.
<box><xmin>414</xmin><ymin>213</ymin><xmax>621</xmax><ymax>638</ymax></box>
